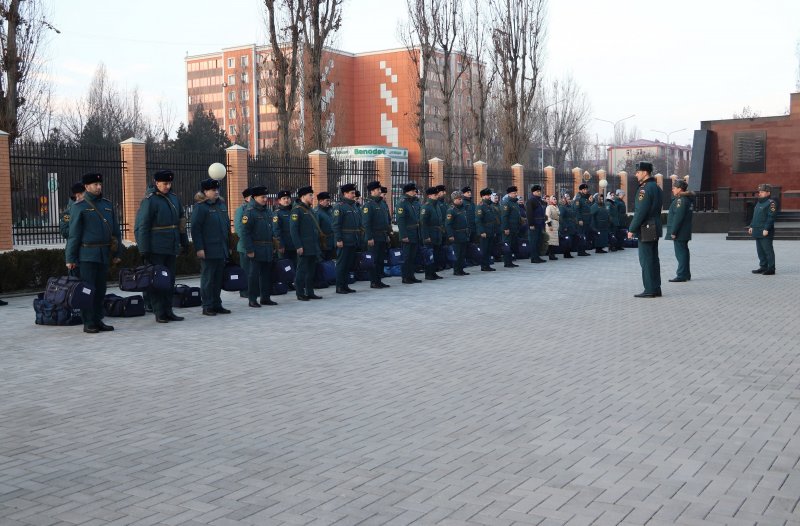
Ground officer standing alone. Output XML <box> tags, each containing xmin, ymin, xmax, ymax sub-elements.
<box><xmin>748</xmin><ymin>183</ymin><xmax>778</xmax><ymax>275</ymax></box>
<box><xmin>666</xmin><ymin>179</ymin><xmax>694</xmax><ymax>282</ymax></box>
<box><xmin>627</xmin><ymin>161</ymin><xmax>663</xmax><ymax>298</ymax></box>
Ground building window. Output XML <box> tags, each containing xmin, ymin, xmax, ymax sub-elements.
<box><xmin>241</xmin><ymin>90</ymin><xmax>249</xmax><ymax>101</ymax></box>
<box><xmin>242</xmin><ymin>123</ymin><xmax>250</xmax><ymax>134</ymax></box>
<box><xmin>241</xmin><ymin>72</ymin><xmax>248</xmax><ymax>83</ymax></box>
<box><xmin>227</xmin><ymin>58</ymin><xmax>234</xmax><ymax>68</ymax></box>
<box><xmin>241</xmin><ymin>55</ymin><xmax>248</xmax><ymax>67</ymax></box>
<box><xmin>229</xmin><ymin>108</ymin><xmax>236</xmax><ymax>119</ymax></box>
<box><xmin>228</xmin><ymin>91</ymin><xmax>235</xmax><ymax>102</ymax></box>
<box><xmin>229</xmin><ymin>125</ymin><xmax>236</xmax><ymax>135</ymax></box>
<box><xmin>243</xmin><ymin>107</ymin><xmax>249</xmax><ymax>117</ymax></box>
<box><xmin>227</xmin><ymin>74</ymin><xmax>235</xmax><ymax>85</ymax></box>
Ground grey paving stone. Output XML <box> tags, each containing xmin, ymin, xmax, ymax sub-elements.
<box><xmin>0</xmin><ymin>235</ymin><xmax>798</xmax><ymax>526</ymax></box>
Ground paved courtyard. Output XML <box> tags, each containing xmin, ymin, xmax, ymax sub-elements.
<box><xmin>1</xmin><ymin>234</ymin><xmax>799</xmax><ymax>526</ymax></box>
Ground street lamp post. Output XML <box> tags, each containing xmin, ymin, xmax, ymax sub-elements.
<box><xmin>540</xmin><ymin>98</ymin><xmax>560</xmax><ymax>174</ymax></box>
<box><xmin>651</xmin><ymin>128</ymin><xmax>686</xmax><ymax>178</ymax></box>
<box><xmin>595</xmin><ymin>114</ymin><xmax>635</xmax><ymax>172</ymax></box>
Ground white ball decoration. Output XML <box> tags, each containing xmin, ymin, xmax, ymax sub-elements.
<box><xmin>208</xmin><ymin>162</ymin><xmax>227</xmax><ymax>180</ymax></box>
<box><xmin>599</xmin><ymin>179</ymin><xmax>608</xmax><ymax>189</ymax></box>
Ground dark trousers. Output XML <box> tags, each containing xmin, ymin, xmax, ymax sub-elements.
<box><xmin>503</xmin><ymin>233</ymin><xmax>518</xmax><ymax>265</ymax></box>
<box><xmin>616</xmin><ymin>228</ymin><xmax>626</xmax><ymax>249</ymax></box>
<box><xmin>401</xmin><ymin>242</ymin><xmax>418</xmax><ymax>279</ymax></box>
<box><xmin>149</xmin><ymin>253</ymin><xmax>176</xmax><ymax>317</ymax></box>
<box><xmin>200</xmin><ymin>258</ymin><xmax>225</xmax><ymax>309</ymax></box>
<box><xmin>453</xmin><ymin>241</ymin><xmax>466</xmax><ymax>273</ymax></box>
<box><xmin>238</xmin><ymin>251</ymin><xmax>250</xmax><ymax>297</ymax></box>
<box><xmin>369</xmin><ymin>241</ymin><xmax>387</xmax><ymax>284</ymax></box>
<box><xmin>335</xmin><ymin>246</ymin><xmax>357</xmax><ymax>288</ymax></box>
<box><xmin>479</xmin><ymin>234</ymin><xmax>494</xmax><ymax>268</ymax></box>
<box><xmin>638</xmin><ymin>240</ymin><xmax>662</xmax><ymax>294</ymax></box>
<box><xmin>79</xmin><ymin>261</ymin><xmax>108</xmax><ymax>327</ymax></box>
<box><xmin>425</xmin><ymin>243</ymin><xmax>441</xmax><ymax>277</ymax></box>
<box><xmin>673</xmin><ymin>240</ymin><xmax>691</xmax><ymax>279</ymax></box>
<box><xmin>755</xmin><ymin>236</ymin><xmax>775</xmax><ymax>270</ymax></box>
<box><xmin>295</xmin><ymin>254</ymin><xmax>317</xmax><ymax>296</ymax></box>
<box><xmin>247</xmin><ymin>258</ymin><xmax>272</xmax><ymax>302</ymax></box>
<box><xmin>529</xmin><ymin>226</ymin><xmax>543</xmax><ymax>259</ymax></box>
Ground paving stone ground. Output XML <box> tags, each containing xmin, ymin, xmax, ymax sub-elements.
<box><xmin>1</xmin><ymin>234</ymin><xmax>799</xmax><ymax>526</ymax></box>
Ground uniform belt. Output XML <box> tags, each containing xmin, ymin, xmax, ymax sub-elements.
<box><xmin>406</xmin><ymin>223</ymin><xmax>419</xmax><ymax>228</ymax></box>
<box><xmin>82</xmin><ymin>243</ymin><xmax>110</xmax><ymax>247</ymax></box>
<box><xmin>254</xmin><ymin>240</ymin><xmax>272</xmax><ymax>245</ymax></box>
<box><xmin>342</xmin><ymin>228</ymin><xmax>363</xmax><ymax>232</ymax></box>
<box><xmin>151</xmin><ymin>225</ymin><xmax>177</xmax><ymax>231</ymax></box>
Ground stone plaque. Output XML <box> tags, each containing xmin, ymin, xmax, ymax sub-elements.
<box><xmin>733</xmin><ymin>131</ymin><xmax>766</xmax><ymax>173</ymax></box>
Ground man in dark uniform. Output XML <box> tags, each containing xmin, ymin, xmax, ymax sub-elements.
<box><xmin>59</xmin><ymin>182</ymin><xmax>85</xmax><ymax>239</ymax></box>
<box><xmin>475</xmin><ymin>188</ymin><xmax>498</xmax><ymax>271</ymax></box>
<box><xmin>666</xmin><ymin>179</ymin><xmax>694</xmax><ymax>282</ymax></box>
<box><xmin>363</xmin><ymin>180</ymin><xmax>391</xmax><ymax>289</ymax></box>
<box><xmin>314</xmin><ymin>191</ymin><xmax>335</xmax><ymax>260</ymax></box>
<box><xmin>446</xmin><ymin>190</ymin><xmax>470</xmax><ymax>275</ymax></box>
<box><xmin>615</xmin><ymin>189</ymin><xmax>627</xmax><ymax>250</ymax></box>
<box><xmin>191</xmin><ymin>178</ymin><xmax>231</xmax><ymax>315</ymax></box>
<box><xmin>421</xmin><ymin>186</ymin><xmax>444</xmax><ymax>280</ymax></box>
<box><xmin>574</xmin><ymin>183</ymin><xmax>592</xmax><ymax>256</ymax></box>
<box><xmin>461</xmin><ymin>186</ymin><xmax>477</xmax><ymax>243</ymax></box>
<box><xmin>396</xmin><ymin>182</ymin><xmax>422</xmax><ymax>284</ymax></box>
<box><xmin>749</xmin><ymin>183</ymin><xmax>778</xmax><ymax>275</ymax></box>
<box><xmin>65</xmin><ymin>172</ymin><xmax>123</xmax><ymax>333</ymax></box>
<box><xmin>525</xmin><ymin>184</ymin><xmax>547</xmax><ymax>263</ymax></box>
<box><xmin>291</xmin><ymin>186</ymin><xmax>323</xmax><ymax>300</ymax></box>
<box><xmin>500</xmin><ymin>185</ymin><xmax>521</xmax><ymax>267</ymax></box>
<box><xmin>134</xmin><ymin>169</ymin><xmax>188</xmax><ymax>323</ymax></box>
<box><xmin>241</xmin><ymin>186</ymin><xmax>280</xmax><ymax>307</ymax></box>
<box><xmin>590</xmin><ymin>193</ymin><xmax>610</xmax><ymax>254</ymax></box>
<box><xmin>333</xmin><ymin>183</ymin><xmax>361</xmax><ymax>293</ymax></box>
<box><xmin>490</xmin><ymin>192</ymin><xmax>502</xmax><ymax>260</ymax></box>
<box><xmin>435</xmin><ymin>185</ymin><xmax>449</xmax><ymax>270</ymax></box>
<box><xmin>605</xmin><ymin>191</ymin><xmax>620</xmax><ymax>251</ymax></box>
<box><xmin>559</xmin><ymin>193</ymin><xmax>578</xmax><ymax>258</ymax></box>
<box><xmin>379</xmin><ymin>186</ymin><xmax>392</xmax><ymax>278</ymax></box>
<box><xmin>627</xmin><ymin>161</ymin><xmax>663</xmax><ymax>298</ymax></box>
<box><xmin>234</xmin><ymin>187</ymin><xmax>252</xmax><ymax>298</ymax></box>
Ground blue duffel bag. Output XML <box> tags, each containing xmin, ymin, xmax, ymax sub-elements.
<box><xmin>384</xmin><ymin>265</ymin><xmax>402</xmax><ymax>277</ymax></box>
<box><xmin>516</xmin><ymin>240</ymin><xmax>530</xmax><ymax>259</ymax></box>
<box><xmin>467</xmin><ymin>243</ymin><xmax>482</xmax><ymax>265</ymax></box>
<box><xmin>387</xmin><ymin>248</ymin><xmax>404</xmax><ymax>266</ymax></box>
<box><xmin>354</xmin><ymin>251</ymin><xmax>375</xmax><ymax>270</ymax></box>
<box><xmin>445</xmin><ymin>245</ymin><xmax>456</xmax><ymax>263</ymax></box>
<box><xmin>33</xmin><ymin>293</ymin><xmax>82</xmax><ymax>326</ymax></box>
<box><xmin>317</xmin><ymin>260</ymin><xmax>336</xmax><ymax>285</ymax></box>
<box><xmin>416</xmin><ymin>246</ymin><xmax>434</xmax><ymax>265</ymax></box>
<box><xmin>274</xmin><ymin>258</ymin><xmax>296</xmax><ymax>284</ymax></box>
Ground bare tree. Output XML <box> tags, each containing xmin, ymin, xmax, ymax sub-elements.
<box><xmin>301</xmin><ymin>0</ymin><xmax>342</xmax><ymax>152</ymax></box>
<box><xmin>541</xmin><ymin>75</ymin><xmax>591</xmax><ymax>172</ymax></box>
<box><xmin>490</xmin><ymin>0</ymin><xmax>546</xmax><ymax>166</ymax></box>
<box><xmin>262</xmin><ymin>0</ymin><xmax>303</xmax><ymax>157</ymax></box>
<box><xmin>612</xmin><ymin>121</ymin><xmax>639</xmax><ymax>145</ymax></box>
<box><xmin>732</xmin><ymin>105</ymin><xmax>760</xmax><ymax>119</ymax></box>
<box><xmin>400</xmin><ymin>0</ymin><xmax>439</xmax><ymax>164</ymax></box>
<box><xmin>0</xmin><ymin>0</ymin><xmax>59</xmax><ymax>142</ymax></box>
<box><xmin>460</xmin><ymin>0</ymin><xmax>494</xmax><ymax>164</ymax></box>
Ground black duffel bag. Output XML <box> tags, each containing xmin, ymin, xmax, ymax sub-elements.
<box><xmin>222</xmin><ymin>262</ymin><xmax>247</xmax><ymax>291</ymax></box>
<box><xmin>172</xmin><ymin>284</ymin><xmax>202</xmax><ymax>308</ymax></box>
<box><xmin>33</xmin><ymin>293</ymin><xmax>82</xmax><ymax>326</ymax></box>
<box><xmin>103</xmin><ymin>294</ymin><xmax>145</xmax><ymax>317</ymax></box>
<box><xmin>119</xmin><ymin>265</ymin><xmax>172</xmax><ymax>292</ymax></box>
<box><xmin>43</xmin><ymin>275</ymin><xmax>95</xmax><ymax>310</ymax></box>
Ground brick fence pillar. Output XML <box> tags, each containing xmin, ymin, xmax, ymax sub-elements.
<box><xmin>308</xmin><ymin>150</ymin><xmax>327</xmax><ymax>198</ymax></box>
<box><xmin>429</xmin><ymin>158</ymin><xmax>444</xmax><ymax>189</ymax></box>
<box><xmin>120</xmin><ymin>138</ymin><xmax>147</xmax><ymax>243</ymax></box>
<box><xmin>226</xmin><ymin>145</ymin><xmax>249</xmax><ymax>228</ymax></box>
<box><xmin>655</xmin><ymin>173</ymin><xmax>664</xmax><ymax>189</ymax></box>
<box><xmin>473</xmin><ymin>161</ymin><xmax>487</xmax><ymax>192</ymax></box>
<box><xmin>511</xmin><ymin>163</ymin><xmax>524</xmax><ymax>194</ymax></box>
<box><xmin>618</xmin><ymin>171</ymin><xmax>628</xmax><ymax>199</ymax></box>
<box><xmin>572</xmin><ymin>167</ymin><xmax>582</xmax><ymax>196</ymax></box>
<box><xmin>375</xmin><ymin>154</ymin><xmax>393</xmax><ymax>210</ymax></box>
<box><xmin>0</xmin><ymin>131</ymin><xmax>11</xmax><ymax>250</ymax></box>
<box><xmin>544</xmin><ymin>166</ymin><xmax>555</xmax><ymax>197</ymax></box>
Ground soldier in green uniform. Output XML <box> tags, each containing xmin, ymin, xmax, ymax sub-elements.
<box><xmin>435</xmin><ymin>185</ymin><xmax>449</xmax><ymax>270</ymax></box>
<box><xmin>191</xmin><ymin>178</ymin><xmax>231</xmax><ymax>315</ymax></box>
<box><xmin>379</xmin><ymin>186</ymin><xmax>391</xmax><ymax>279</ymax></box>
<box><xmin>500</xmin><ymin>185</ymin><xmax>521</xmax><ymax>268</ymax></box>
<box><xmin>748</xmin><ymin>183</ymin><xmax>778</xmax><ymax>275</ymax></box>
<box><xmin>476</xmin><ymin>188</ymin><xmax>498</xmax><ymax>271</ymax></box>
<box><xmin>590</xmin><ymin>193</ymin><xmax>610</xmax><ymax>254</ymax></box>
<box><xmin>461</xmin><ymin>186</ymin><xmax>477</xmax><ymax>243</ymax></box>
<box><xmin>134</xmin><ymin>169</ymin><xmax>189</xmax><ymax>323</ymax></box>
<box><xmin>291</xmin><ymin>186</ymin><xmax>323</xmax><ymax>300</ymax></box>
<box><xmin>666</xmin><ymin>180</ymin><xmax>694</xmax><ymax>282</ymax></box>
<box><xmin>233</xmin><ymin>188</ymin><xmax>252</xmax><ymax>298</ymax></box>
<box><xmin>333</xmin><ymin>183</ymin><xmax>361</xmax><ymax>293</ymax></box>
<box><xmin>490</xmin><ymin>192</ymin><xmax>502</xmax><ymax>261</ymax></box>
<box><xmin>615</xmin><ymin>189</ymin><xmax>627</xmax><ymax>250</ymax></box>
<box><xmin>396</xmin><ymin>182</ymin><xmax>422</xmax><ymax>283</ymax></box>
<box><xmin>421</xmin><ymin>186</ymin><xmax>444</xmax><ymax>280</ymax></box>
<box><xmin>558</xmin><ymin>193</ymin><xmax>577</xmax><ymax>258</ymax></box>
<box><xmin>363</xmin><ymin>180</ymin><xmax>391</xmax><ymax>289</ymax></box>
<box><xmin>627</xmin><ymin>161</ymin><xmax>663</xmax><ymax>298</ymax></box>
<box><xmin>274</xmin><ymin>190</ymin><xmax>295</xmax><ymax>287</ymax></box>
<box><xmin>59</xmin><ymin>182</ymin><xmax>85</xmax><ymax>239</ymax></box>
<box><xmin>240</xmin><ymin>186</ymin><xmax>280</xmax><ymax>307</ymax></box>
<box><xmin>446</xmin><ymin>190</ymin><xmax>470</xmax><ymax>275</ymax></box>
<box><xmin>605</xmin><ymin>192</ymin><xmax>620</xmax><ymax>251</ymax></box>
<box><xmin>314</xmin><ymin>191</ymin><xmax>335</xmax><ymax>260</ymax></box>
<box><xmin>574</xmin><ymin>183</ymin><xmax>592</xmax><ymax>256</ymax></box>
<box><xmin>65</xmin><ymin>172</ymin><xmax>123</xmax><ymax>333</ymax></box>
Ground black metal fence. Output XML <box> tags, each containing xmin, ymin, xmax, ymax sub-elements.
<box><xmin>555</xmin><ymin>172</ymin><xmax>574</xmax><ymax>197</ymax></box>
<box><xmin>605</xmin><ymin>174</ymin><xmax>621</xmax><ymax>194</ymax></box>
<box><xmin>10</xmin><ymin>143</ymin><xmax>125</xmax><ymax>245</ymax></box>
<box><xmin>391</xmin><ymin>162</ymin><xmax>430</xmax><ymax>213</ymax></box>
<box><xmin>327</xmin><ymin>158</ymin><xmax>377</xmax><ymax>202</ymax></box>
<box><xmin>248</xmin><ymin>153</ymin><xmax>311</xmax><ymax>207</ymax></box>
<box><xmin>145</xmin><ymin>147</ymin><xmax>228</xmax><ymax>233</ymax></box>
<box><xmin>443</xmin><ymin>165</ymin><xmax>474</xmax><ymax>196</ymax></box>
<box><xmin>486</xmin><ymin>167</ymin><xmax>512</xmax><ymax>194</ymax></box>
<box><xmin>694</xmin><ymin>191</ymin><xmax>717</xmax><ymax>212</ymax></box>
<box><xmin>526</xmin><ymin>169</ymin><xmax>546</xmax><ymax>192</ymax></box>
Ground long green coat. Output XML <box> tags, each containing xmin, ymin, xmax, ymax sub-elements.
<box><xmin>274</xmin><ymin>205</ymin><xmax>295</xmax><ymax>250</ymax></box>
<box><xmin>749</xmin><ymin>197</ymin><xmax>777</xmax><ymax>238</ymax></box>
<box><xmin>421</xmin><ymin>198</ymin><xmax>444</xmax><ymax>244</ymax></box>
<box><xmin>314</xmin><ymin>205</ymin><xmax>335</xmax><ymax>251</ymax></box>
<box><xmin>558</xmin><ymin>204</ymin><xmax>578</xmax><ymax>236</ymax></box>
<box><xmin>666</xmin><ymin>192</ymin><xmax>694</xmax><ymax>241</ymax></box>
<box><xmin>65</xmin><ymin>191</ymin><xmax>123</xmax><ymax>265</ymax></box>
<box><xmin>234</xmin><ymin>200</ymin><xmax>249</xmax><ymax>253</ymax></box>
<box><xmin>59</xmin><ymin>199</ymin><xmax>78</xmax><ymax>239</ymax></box>
<box><xmin>333</xmin><ymin>198</ymin><xmax>362</xmax><ymax>247</ymax></box>
<box><xmin>396</xmin><ymin>195</ymin><xmax>421</xmax><ymax>243</ymax></box>
<box><xmin>290</xmin><ymin>200</ymin><xmax>321</xmax><ymax>255</ymax></box>
<box><xmin>628</xmin><ymin>178</ymin><xmax>663</xmax><ymax>238</ymax></box>
<box><xmin>135</xmin><ymin>186</ymin><xmax>188</xmax><ymax>256</ymax></box>
<box><xmin>240</xmin><ymin>202</ymin><xmax>280</xmax><ymax>261</ymax></box>
<box><xmin>363</xmin><ymin>195</ymin><xmax>391</xmax><ymax>243</ymax></box>
<box><xmin>190</xmin><ymin>194</ymin><xmax>230</xmax><ymax>260</ymax></box>
<box><xmin>475</xmin><ymin>198</ymin><xmax>498</xmax><ymax>237</ymax></box>
<box><xmin>446</xmin><ymin>204</ymin><xmax>470</xmax><ymax>242</ymax></box>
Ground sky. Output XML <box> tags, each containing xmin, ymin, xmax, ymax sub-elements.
<box><xmin>46</xmin><ymin>0</ymin><xmax>800</xmax><ymax>149</ymax></box>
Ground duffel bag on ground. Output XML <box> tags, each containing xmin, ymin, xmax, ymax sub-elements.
<box><xmin>315</xmin><ymin>260</ymin><xmax>336</xmax><ymax>288</ymax></box>
<box><xmin>387</xmin><ymin>248</ymin><xmax>403</xmax><ymax>266</ymax></box>
<box><xmin>119</xmin><ymin>265</ymin><xmax>153</xmax><ymax>292</ymax></box>
<box><xmin>623</xmin><ymin>236</ymin><xmax>639</xmax><ymax>248</ymax></box>
<box><xmin>33</xmin><ymin>293</ymin><xmax>82</xmax><ymax>326</ymax></box>
<box><xmin>222</xmin><ymin>262</ymin><xmax>247</xmax><ymax>291</ymax></box>
<box><xmin>516</xmin><ymin>240</ymin><xmax>530</xmax><ymax>259</ymax></box>
<box><xmin>173</xmin><ymin>284</ymin><xmax>202</xmax><ymax>308</ymax></box>
<box><xmin>416</xmin><ymin>246</ymin><xmax>435</xmax><ymax>266</ymax></box>
<box><xmin>558</xmin><ymin>235</ymin><xmax>572</xmax><ymax>254</ymax></box>
<box><xmin>274</xmin><ymin>258</ymin><xmax>296</xmax><ymax>284</ymax></box>
<box><xmin>103</xmin><ymin>293</ymin><xmax>145</xmax><ymax>317</ymax></box>
<box><xmin>467</xmin><ymin>243</ymin><xmax>482</xmax><ymax>265</ymax></box>
<box><xmin>44</xmin><ymin>275</ymin><xmax>95</xmax><ymax>310</ymax></box>
<box><xmin>445</xmin><ymin>245</ymin><xmax>456</xmax><ymax>263</ymax></box>
<box><xmin>384</xmin><ymin>265</ymin><xmax>402</xmax><ymax>277</ymax></box>
<box><xmin>354</xmin><ymin>269</ymin><xmax>371</xmax><ymax>281</ymax></box>
<box><xmin>271</xmin><ymin>282</ymin><xmax>289</xmax><ymax>295</ymax></box>
<box><xmin>354</xmin><ymin>251</ymin><xmax>375</xmax><ymax>270</ymax></box>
